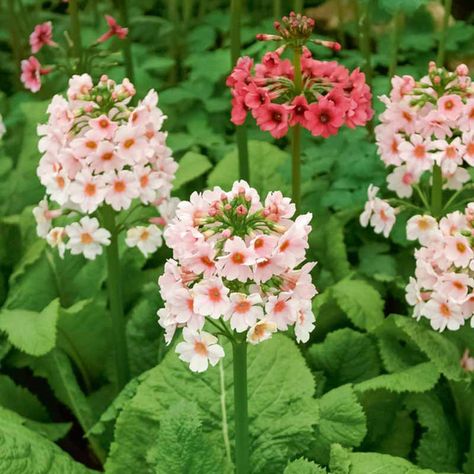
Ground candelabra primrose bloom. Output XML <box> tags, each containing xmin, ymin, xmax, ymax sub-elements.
<box><xmin>33</xmin><ymin>74</ymin><xmax>177</xmax><ymax>259</ymax></box>
<box><xmin>157</xmin><ymin>180</ymin><xmax>317</xmax><ymax>372</ymax></box>
<box><xmin>227</xmin><ymin>14</ymin><xmax>373</xmax><ymax>139</ymax></box>
<box><xmin>376</xmin><ymin>62</ymin><xmax>474</xmax><ymax>199</ymax></box>
<box><xmin>405</xmin><ymin>203</ymin><xmax>474</xmax><ymax>332</ymax></box>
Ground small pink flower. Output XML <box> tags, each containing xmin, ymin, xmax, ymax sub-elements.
<box><xmin>305</xmin><ymin>98</ymin><xmax>344</xmax><ymax>138</ymax></box>
<box><xmin>216</xmin><ymin>237</ymin><xmax>257</xmax><ymax>282</ymax></box>
<box><xmin>289</xmin><ymin>95</ymin><xmax>309</xmax><ymax>127</ymax></box>
<box><xmin>254</xmin><ymin>102</ymin><xmax>289</xmax><ymax>138</ymax></box>
<box><xmin>438</xmin><ymin>94</ymin><xmax>463</xmax><ymax>121</ymax></box>
<box><xmin>104</xmin><ymin>170</ymin><xmax>139</xmax><ymax>211</ymax></box>
<box><xmin>97</xmin><ymin>15</ymin><xmax>128</xmax><ymax>43</ymax></box>
<box><xmin>193</xmin><ymin>278</ymin><xmax>230</xmax><ymax>318</ymax></box>
<box><xmin>294</xmin><ymin>300</ymin><xmax>315</xmax><ymax>343</ymax></box>
<box><xmin>247</xmin><ymin>319</ymin><xmax>277</xmax><ymax>345</ymax></box>
<box><xmin>20</xmin><ymin>56</ymin><xmax>51</xmax><ymax>93</ymax></box>
<box><xmin>423</xmin><ymin>293</ymin><xmax>464</xmax><ymax>332</ymax></box>
<box><xmin>399</xmin><ymin>134</ymin><xmax>435</xmax><ymax>174</ymax></box>
<box><xmin>406</xmin><ymin>215</ymin><xmax>438</xmax><ymax>245</ymax></box>
<box><xmin>265</xmin><ymin>293</ymin><xmax>298</xmax><ymax>330</ymax></box>
<box><xmin>89</xmin><ymin>114</ymin><xmax>118</xmax><ymax>139</ymax></box>
<box><xmin>445</xmin><ymin>235</ymin><xmax>473</xmax><ymax>268</ymax></box>
<box><xmin>226</xmin><ymin>293</ymin><xmax>263</xmax><ymax>332</ymax></box>
<box><xmin>29</xmin><ymin>21</ymin><xmax>57</xmax><ymax>53</ymax></box>
<box><xmin>386</xmin><ymin>165</ymin><xmax>417</xmax><ymax>198</ymax></box>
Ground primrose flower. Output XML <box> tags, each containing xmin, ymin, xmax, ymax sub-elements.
<box><xmin>97</xmin><ymin>15</ymin><xmax>128</xmax><ymax>43</ymax></box>
<box><xmin>34</xmin><ymin>74</ymin><xmax>177</xmax><ymax>260</ymax></box>
<box><xmin>405</xmin><ymin>204</ymin><xmax>474</xmax><ymax>331</ymax></box>
<box><xmin>157</xmin><ymin>181</ymin><xmax>318</xmax><ymax>372</ymax></box>
<box><xmin>375</xmin><ymin>62</ymin><xmax>474</xmax><ymax>197</ymax></box>
<box><xmin>29</xmin><ymin>21</ymin><xmax>57</xmax><ymax>53</ymax></box>
<box><xmin>20</xmin><ymin>56</ymin><xmax>51</xmax><ymax>93</ymax></box>
<box><xmin>227</xmin><ymin>12</ymin><xmax>372</xmax><ymax>139</ymax></box>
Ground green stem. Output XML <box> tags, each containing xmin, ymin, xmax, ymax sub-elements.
<box><xmin>293</xmin><ymin>0</ymin><xmax>304</xmax><ymax>12</ymax></box>
<box><xmin>292</xmin><ymin>47</ymin><xmax>303</xmax><ymax>212</ymax></box>
<box><xmin>388</xmin><ymin>10</ymin><xmax>403</xmax><ymax>79</ymax></box>
<box><xmin>232</xmin><ymin>340</ymin><xmax>250</xmax><ymax>474</ymax></box>
<box><xmin>100</xmin><ymin>206</ymin><xmax>130</xmax><ymax>392</ymax></box>
<box><xmin>68</xmin><ymin>0</ymin><xmax>83</xmax><ymax>70</ymax></box>
<box><xmin>335</xmin><ymin>0</ymin><xmax>346</xmax><ymax>48</ymax></box>
<box><xmin>430</xmin><ymin>164</ymin><xmax>443</xmax><ymax>218</ymax></box>
<box><xmin>117</xmin><ymin>0</ymin><xmax>135</xmax><ymax>82</ymax></box>
<box><xmin>437</xmin><ymin>0</ymin><xmax>452</xmax><ymax>66</ymax></box>
<box><xmin>230</xmin><ymin>0</ymin><xmax>250</xmax><ymax>183</ymax></box>
<box><xmin>273</xmin><ymin>0</ymin><xmax>281</xmax><ymax>18</ymax></box>
<box><xmin>359</xmin><ymin>0</ymin><xmax>374</xmax><ymax>135</ymax></box>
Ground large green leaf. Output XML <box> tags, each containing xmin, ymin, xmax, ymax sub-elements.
<box><xmin>329</xmin><ymin>443</ymin><xmax>448</xmax><ymax>474</ymax></box>
<box><xmin>311</xmin><ymin>385</ymin><xmax>367</xmax><ymax>464</ymax></box>
<box><xmin>173</xmin><ymin>151</ymin><xmax>212</xmax><ymax>189</ymax></box>
<box><xmin>0</xmin><ymin>299</ymin><xmax>59</xmax><ymax>356</ymax></box>
<box><xmin>331</xmin><ymin>280</ymin><xmax>385</xmax><ymax>332</ymax></box>
<box><xmin>406</xmin><ymin>394</ymin><xmax>461</xmax><ymax>472</ymax></box>
<box><xmin>147</xmin><ymin>401</ymin><xmax>225</xmax><ymax>473</ymax></box>
<box><xmin>309</xmin><ymin>328</ymin><xmax>381</xmax><ymax>389</ymax></box>
<box><xmin>106</xmin><ymin>335</ymin><xmax>317</xmax><ymax>473</ymax></box>
<box><xmin>207</xmin><ymin>140</ymin><xmax>290</xmax><ymax>196</ymax></box>
<box><xmin>354</xmin><ymin>362</ymin><xmax>439</xmax><ymax>394</ymax></box>
<box><xmin>0</xmin><ymin>413</ymin><xmax>91</xmax><ymax>474</ymax></box>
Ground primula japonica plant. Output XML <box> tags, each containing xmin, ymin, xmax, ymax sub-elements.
<box><xmin>34</xmin><ymin>74</ymin><xmax>177</xmax><ymax>389</ymax></box>
<box><xmin>227</xmin><ymin>12</ymin><xmax>373</xmax><ymax>210</ymax></box>
<box><xmin>361</xmin><ymin>62</ymin><xmax>474</xmax><ymax>332</ymax></box>
<box><xmin>157</xmin><ymin>180</ymin><xmax>316</xmax><ymax>472</ymax></box>
<box><xmin>21</xmin><ymin>15</ymin><xmax>128</xmax><ymax>93</ymax></box>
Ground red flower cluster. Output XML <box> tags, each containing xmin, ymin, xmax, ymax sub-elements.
<box><xmin>227</xmin><ymin>48</ymin><xmax>373</xmax><ymax>139</ymax></box>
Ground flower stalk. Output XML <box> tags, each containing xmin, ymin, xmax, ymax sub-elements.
<box><xmin>437</xmin><ymin>0</ymin><xmax>452</xmax><ymax>66</ymax></box>
<box><xmin>100</xmin><ymin>205</ymin><xmax>130</xmax><ymax>391</ymax></box>
<box><xmin>388</xmin><ymin>10</ymin><xmax>403</xmax><ymax>79</ymax></box>
<box><xmin>431</xmin><ymin>164</ymin><xmax>443</xmax><ymax>218</ymax></box>
<box><xmin>68</xmin><ymin>0</ymin><xmax>83</xmax><ymax>70</ymax></box>
<box><xmin>230</xmin><ymin>0</ymin><xmax>250</xmax><ymax>184</ymax></box>
<box><xmin>292</xmin><ymin>46</ymin><xmax>302</xmax><ymax>212</ymax></box>
<box><xmin>232</xmin><ymin>339</ymin><xmax>250</xmax><ymax>474</ymax></box>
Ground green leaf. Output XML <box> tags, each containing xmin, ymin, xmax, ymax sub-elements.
<box><xmin>329</xmin><ymin>444</ymin><xmax>443</xmax><ymax>474</ymax></box>
<box><xmin>147</xmin><ymin>401</ymin><xmax>225</xmax><ymax>473</ymax></box>
<box><xmin>106</xmin><ymin>335</ymin><xmax>317</xmax><ymax>474</ymax></box>
<box><xmin>308</xmin><ymin>328</ymin><xmax>380</xmax><ymax>389</ymax></box>
<box><xmin>354</xmin><ymin>362</ymin><xmax>439</xmax><ymax>394</ymax></box>
<box><xmin>358</xmin><ymin>243</ymin><xmax>398</xmax><ymax>282</ymax></box>
<box><xmin>0</xmin><ymin>414</ymin><xmax>91</xmax><ymax>474</ymax></box>
<box><xmin>0</xmin><ymin>374</ymin><xmax>48</xmax><ymax>421</ymax></box>
<box><xmin>379</xmin><ymin>0</ymin><xmax>428</xmax><ymax>15</ymax></box>
<box><xmin>0</xmin><ymin>299</ymin><xmax>59</xmax><ymax>356</ymax></box>
<box><xmin>173</xmin><ymin>151</ymin><xmax>212</xmax><ymax>189</ymax></box>
<box><xmin>392</xmin><ymin>316</ymin><xmax>464</xmax><ymax>381</ymax></box>
<box><xmin>311</xmin><ymin>385</ymin><xmax>367</xmax><ymax>464</ymax></box>
<box><xmin>284</xmin><ymin>458</ymin><xmax>327</xmax><ymax>473</ymax></box>
<box><xmin>30</xmin><ymin>349</ymin><xmax>96</xmax><ymax>435</ymax></box>
<box><xmin>331</xmin><ymin>280</ymin><xmax>384</xmax><ymax>332</ymax></box>
<box><xmin>406</xmin><ymin>393</ymin><xmax>461</xmax><ymax>472</ymax></box>
<box><xmin>0</xmin><ymin>406</ymin><xmax>71</xmax><ymax>442</ymax></box>
<box><xmin>208</xmin><ymin>140</ymin><xmax>290</xmax><ymax>197</ymax></box>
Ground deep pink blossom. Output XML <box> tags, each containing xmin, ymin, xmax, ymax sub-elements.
<box><xmin>97</xmin><ymin>15</ymin><xmax>128</xmax><ymax>43</ymax></box>
<box><xmin>29</xmin><ymin>21</ymin><xmax>57</xmax><ymax>53</ymax></box>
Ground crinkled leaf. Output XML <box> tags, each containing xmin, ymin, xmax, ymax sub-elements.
<box><xmin>311</xmin><ymin>385</ymin><xmax>367</xmax><ymax>464</ymax></box>
<box><xmin>309</xmin><ymin>328</ymin><xmax>380</xmax><ymax>389</ymax></box>
<box><xmin>147</xmin><ymin>401</ymin><xmax>225</xmax><ymax>473</ymax></box>
<box><xmin>106</xmin><ymin>335</ymin><xmax>317</xmax><ymax>474</ymax></box>
<box><xmin>354</xmin><ymin>362</ymin><xmax>439</xmax><ymax>393</ymax></box>
<box><xmin>0</xmin><ymin>414</ymin><xmax>91</xmax><ymax>474</ymax></box>
<box><xmin>284</xmin><ymin>457</ymin><xmax>327</xmax><ymax>474</ymax></box>
<box><xmin>0</xmin><ymin>299</ymin><xmax>59</xmax><ymax>356</ymax></box>
<box><xmin>331</xmin><ymin>280</ymin><xmax>384</xmax><ymax>332</ymax></box>
<box><xmin>406</xmin><ymin>393</ymin><xmax>461</xmax><ymax>472</ymax></box>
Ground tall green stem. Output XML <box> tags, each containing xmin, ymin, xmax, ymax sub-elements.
<box><xmin>230</xmin><ymin>0</ymin><xmax>250</xmax><ymax>183</ymax></box>
<box><xmin>100</xmin><ymin>206</ymin><xmax>130</xmax><ymax>391</ymax></box>
<box><xmin>292</xmin><ymin>47</ymin><xmax>302</xmax><ymax>212</ymax></box>
<box><xmin>388</xmin><ymin>10</ymin><xmax>403</xmax><ymax>79</ymax></box>
<box><xmin>232</xmin><ymin>340</ymin><xmax>250</xmax><ymax>474</ymax></box>
<box><xmin>68</xmin><ymin>0</ymin><xmax>83</xmax><ymax>69</ymax></box>
<box><xmin>117</xmin><ymin>0</ymin><xmax>135</xmax><ymax>82</ymax></box>
<box><xmin>359</xmin><ymin>0</ymin><xmax>374</xmax><ymax>135</ymax></box>
<box><xmin>431</xmin><ymin>164</ymin><xmax>443</xmax><ymax>217</ymax></box>
<box><xmin>273</xmin><ymin>0</ymin><xmax>281</xmax><ymax>18</ymax></box>
<box><xmin>437</xmin><ymin>0</ymin><xmax>452</xmax><ymax>66</ymax></box>
<box><xmin>294</xmin><ymin>0</ymin><xmax>304</xmax><ymax>12</ymax></box>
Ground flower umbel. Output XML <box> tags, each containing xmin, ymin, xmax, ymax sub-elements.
<box><xmin>157</xmin><ymin>181</ymin><xmax>318</xmax><ymax>372</ymax></box>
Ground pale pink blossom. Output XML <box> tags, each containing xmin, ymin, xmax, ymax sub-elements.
<box><xmin>294</xmin><ymin>301</ymin><xmax>315</xmax><ymax>343</ymax></box>
<box><xmin>423</xmin><ymin>293</ymin><xmax>464</xmax><ymax>331</ymax></box>
<box><xmin>193</xmin><ymin>278</ymin><xmax>230</xmax><ymax>318</ymax></box>
<box><xmin>226</xmin><ymin>293</ymin><xmax>263</xmax><ymax>332</ymax></box>
<box><xmin>216</xmin><ymin>237</ymin><xmax>257</xmax><ymax>282</ymax></box>
<box><xmin>104</xmin><ymin>170</ymin><xmax>139</xmax><ymax>211</ymax></box>
<box><xmin>69</xmin><ymin>169</ymin><xmax>106</xmax><ymax>213</ymax></box>
<box><xmin>46</xmin><ymin>227</ymin><xmax>67</xmax><ymax>258</ymax></box>
<box><xmin>265</xmin><ymin>292</ymin><xmax>298</xmax><ymax>330</ymax></box>
<box><xmin>386</xmin><ymin>165</ymin><xmax>417</xmax><ymax>198</ymax></box>
<box><xmin>65</xmin><ymin>216</ymin><xmax>111</xmax><ymax>260</ymax></box>
<box><xmin>33</xmin><ymin>198</ymin><xmax>61</xmax><ymax>238</ymax></box>
<box><xmin>445</xmin><ymin>235</ymin><xmax>473</xmax><ymax>268</ymax></box>
<box><xmin>247</xmin><ymin>319</ymin><xmax>277</xmax><ymax>345</ymax></box>
<box><xmin>175</xmin><ymin>328</ymin><xmax>224</xmax><ymax>373</ymax></box>
<box><xmin>406</xmin><ymin>215</ymin><xmax>438</xmax><ymax>245</ymax></box>
<box><xmin>125</xmin><ymin>225</ymin><xmax>162</xmax><ymax>256</ymax></box>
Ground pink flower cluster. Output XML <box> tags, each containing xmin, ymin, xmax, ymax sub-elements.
<box><xmin>34</xmin><ymin>74</ymin><xmax>177</xmax><ymax>260</ymax></box>
<box><xmin>21</xmin><ymin>16</ymin><xmax>128</xmax><ymax>93</ymax></box>
<box><xmin>376</xmin><ymin>62</ymin><xmax>474</xmax><ymax>197</ymax></box>
<box><xmin>405</xmin><ymin>204</ymin><xmax>474</xmax><ymax>331</ymax></box>
<box><xmin>157</xmin><ymin>181</ymin><xmax>317</xmax><ymax>372</ymax></box>
<box><xmin>227</xmin><ymin>48</ymin><xmax>373</xmax><ymax>139</ymax></box>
